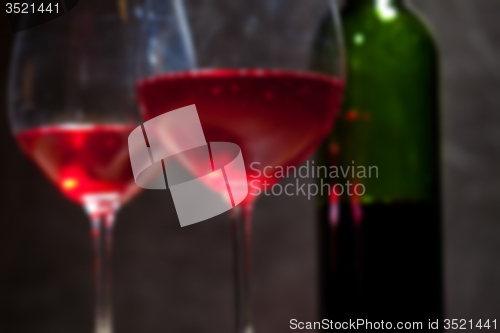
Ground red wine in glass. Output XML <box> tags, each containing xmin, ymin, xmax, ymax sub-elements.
<box><xmin>16</xmin><ymin>124</ymin><xmax>137</xmax><ymax>205</ymax></box>
<box><xmin>137</xmin><ymin>69</ymin><xmax>344</xmax><ymax>202</ymax></box>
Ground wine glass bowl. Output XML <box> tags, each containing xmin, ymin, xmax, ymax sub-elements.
<box><xmin>8</xmin><ymin>1</ymin><xmax>143</xmax><ymax>207</ymax></box>
<box><xmin>137</xmin><ymin>69</ymin><xmax>343</xmax><ymax>196</ymax></box>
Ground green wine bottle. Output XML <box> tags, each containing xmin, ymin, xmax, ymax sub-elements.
<box><xmin>313</xmin><ymin>0</ymin><xmax>442</xmax><ymax>327</ymax></box>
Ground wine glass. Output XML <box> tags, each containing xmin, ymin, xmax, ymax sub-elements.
<box><xmin>7</xmin><ymin>1</ymin><xmax>192</xmax><ymax>332</ymax></box>
<box><xmin>136</xmin><ymin>1</ymin><xmax>345</xmax><ymax>332</ymax></box>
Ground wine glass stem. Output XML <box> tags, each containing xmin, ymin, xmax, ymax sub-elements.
<box><xmin>231</xmin><ymin>204</ymin><xmax>253</xmax><ymax>333</ymax></box>
<box><xmin>86</xmin><ymin>197</ymin><xmax>118</xmax><ymax>333</ymax></box>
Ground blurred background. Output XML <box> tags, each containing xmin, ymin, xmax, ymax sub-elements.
<box><xmin>0</xmin><ymin>0</ymin><xmax>499</xmax><ymax>332</ymax></box>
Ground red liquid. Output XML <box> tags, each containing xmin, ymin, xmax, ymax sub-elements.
<box><xmin>138</xmin><ymin>69</ymin><xmax>343</xmax><ymax>199</ymax></box>
<box><xmin>17</xmin><ymin>124</ymin><xmax>137</xmax><ymax>205</ymax></box>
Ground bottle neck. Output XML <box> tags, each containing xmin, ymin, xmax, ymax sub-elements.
<box><xmin>347</xmin><ymin>0</ymin><xmax>406</xmax><ymax>20</ymax></box>
<box><xmin>349</xmin><ymin>0</ymin><xmax>405</xmax><ymax>9</ymax></box>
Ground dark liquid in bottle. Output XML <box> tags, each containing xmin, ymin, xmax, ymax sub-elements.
<box><xmin>319</xmin><ymin>202</ymin><xmax>442</xmax><ymax>329</ymax></box>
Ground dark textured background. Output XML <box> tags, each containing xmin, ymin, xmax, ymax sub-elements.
<box><xmin>0</xmin><ymin>1</ymin><xmax>499</xmax><ymax>332</ymax></box>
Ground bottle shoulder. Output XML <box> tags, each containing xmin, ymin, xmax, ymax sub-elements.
<box><xmin>341</xmin><ymin>5</ymin><xmax>438</xmax><ymax>56</ymax></box>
